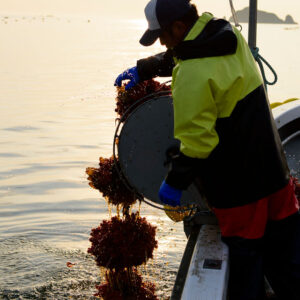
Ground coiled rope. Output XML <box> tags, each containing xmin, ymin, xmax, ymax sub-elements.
<box><xmin>229</xmin><ymin>0</ymin><xmax>278</xmax><ymax>90</ymax></box>
<box><xmin>251</xmin><ymin>47</ymin><xmax>278</xmax><ymax>90</ymax></box>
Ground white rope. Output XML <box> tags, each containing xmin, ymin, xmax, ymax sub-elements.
<box><xmin>229</xmin><ymin>0</ymin><xmax>242</xmax><ymax>30</ymax></box>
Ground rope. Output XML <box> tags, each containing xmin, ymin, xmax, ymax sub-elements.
<box><xmin>229</xmin><ymin>0</ymin><xmax>242</xmax><ymax>31</ymax></box>
<box><xmin>251</xmin><ymin>47</ymin><xmax>278</xmax><ymax>90</ymax></box>
<box><xmin>228</xmin><ymin>1</ymin><xmax>277</xmax><ymax>90</ymax></box>
<box><xmin>140</xmin><ymin>196</ymin><xmax>199</xmax><ymax>213</ymax></box>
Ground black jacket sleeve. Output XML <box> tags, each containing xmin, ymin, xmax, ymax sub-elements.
<box><xmin>136</xmin><ymin>50</ymin><xmax>175</xmax><ymax>81</ymax></box>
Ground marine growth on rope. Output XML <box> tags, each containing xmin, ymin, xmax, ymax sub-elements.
<box><xmin>94</xmin><ymin>269</ymin><xmax>158</xmax><ymax>300</ymax></box>
<box><xmin>86</xmin><ymin>156</ymin><xmax>137</xmax><ymax>208</ymax></box>
<box><xmin>115</xmin><ymin>79</ymin><xmax>170</xmax><ymax>119</ymax></box>
<box><xmin>85</xmin><ymin>79</ymin><xmax>167</xmax><ymax>299</ymax></box>
<box><xmin>88</xmin><ymin>213</ymin><xmax>158</xmax><ymax>270</ymax></box>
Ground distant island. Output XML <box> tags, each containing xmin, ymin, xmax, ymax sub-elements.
<box><xmin>229</xmin><ymin>7</ymin><xmax>297</xmax><ymax>24</ymax></box>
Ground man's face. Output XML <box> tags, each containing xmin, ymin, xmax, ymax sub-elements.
<box><xmin>159</xmin><ymin>21</ymin><xmax>187</xmax><ymax>49</ymax></box>
<box><xmin>159</xmin><ymin>29</ymin><xmax>178</xmax><ymax>49</ymax></box>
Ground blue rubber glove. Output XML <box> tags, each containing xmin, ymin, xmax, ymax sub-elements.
<box><xmin>114</xmin><ymin>67</ymin><xmax>140</xmax><ymax>91</ymax></box>
<box><xmin>159</xmin><ymin>180</ymin><xmax>182</xmax><ymax>207</ymax></box>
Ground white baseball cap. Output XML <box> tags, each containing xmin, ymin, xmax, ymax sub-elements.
<box><xmin>140</xmin><ymin>0</ymin><xmax>192</xmax><ymax>46</ymax></box>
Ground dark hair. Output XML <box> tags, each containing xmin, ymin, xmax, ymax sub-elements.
<box><xmin>177</xmin><ymin>4</ymin><xmax>199</xmax><ymax>26</ymax></box>
<box><xmin>162</xmin><ymin>4</ymin><xmax>199</xmax><ymax>33</ymax></box>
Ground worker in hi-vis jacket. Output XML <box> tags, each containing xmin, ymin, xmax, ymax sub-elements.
<box><xmin>114</xmin><ymin>0</ymin><xmax>300</xmax><ymax>299</ymax></box>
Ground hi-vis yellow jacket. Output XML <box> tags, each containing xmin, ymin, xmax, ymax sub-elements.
<box><xmin>137</xmin><ymin>13</ymin><xmax>290</xmax><ymax>209</ymax></box>
<box><xmin>171</xmin><ymin>13</ymin><xmax>262</xmax><ymax>158</ymax></box>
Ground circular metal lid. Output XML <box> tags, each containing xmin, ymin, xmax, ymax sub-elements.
<box><xmin>117</xmin><ymin>95</ymin><xmax>208</xmax><ymax>209</ymax></box>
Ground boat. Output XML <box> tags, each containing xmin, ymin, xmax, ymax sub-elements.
<box><xmin>115</xmin><ymin>93</ymin><xmax>299</xmax><ymax>300</ymax></box>
<box><xmin>170</xmin><ymin>99</ymin><xmax>300</xmax><ymax>300</ymax></box>
<box><xmin>171</xmin><ymin>100</ymin><xmax>300</xmax><ymax>300</ymax></box>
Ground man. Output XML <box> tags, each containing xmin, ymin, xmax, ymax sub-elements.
<box><xmin>114</xmin><ymin>0</ymin><xmax>300</xmax><ymax>299</ymax></box>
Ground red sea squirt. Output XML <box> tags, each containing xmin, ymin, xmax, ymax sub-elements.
<box><xmin>86</xmin><ymin>156</ymin><xmax>137</xmax><ymax>207</ymax></box>
<box><xmin>88</xmin><ymin>213</ymin><xmax>158</xmax><ymax>270</ymax></box>
<box><xmin>85</xmin><ymin>81</ymin><xmax>164</xmax><ymax>299</ymax></box>
<box><xmin>115</xmin><ymin>79</ymin><xmax>170</xmax><ymax>119</ymax></box>
<box><xmin>95</xmin><ymin>269</ymin><xmax>158</xmax><ymax>300</ymax></box>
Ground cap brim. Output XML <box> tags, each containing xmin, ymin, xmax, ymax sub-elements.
<box><xmin>139</xmin><ymin>29</ymin><xmax>161</xmax><ymax>46</ymax></box>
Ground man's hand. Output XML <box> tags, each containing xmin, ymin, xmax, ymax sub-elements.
<box><xmin>114</xmin><ymin>67</ymin><xmax>140</xmax><ymax>90</ymax></box>
<box><xmin>159</xmin><ymin>180</ymin><xmax>182</xmax><ymax>207</ymax></box>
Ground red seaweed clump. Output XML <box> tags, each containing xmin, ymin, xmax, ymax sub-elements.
<box><xmin>115</xmin><ymin>79</ymin><xmax>170</xmax><ymax>119</ymax></box>
<box><xmin>95</xmin><ymin>269</ymin><xmax>157</xmax><ymax>300</ymax></box>
<box><xmin>86</xmin><ymin>156</ymin><xmax>137</xmax><ymax>208</ymax></box>
<box><xmin>85</xmin><ymin>80</ymin><xmax>162</xmax><ymax>299</ymax></box>
<box><xmin>88</xmin><ymin>213</ymin><xmax>158</xmax><ymax>270</ymax></box>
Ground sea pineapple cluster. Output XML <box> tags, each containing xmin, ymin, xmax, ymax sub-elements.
<box><xmin>86</xmin><ymin>80</ymin><xmax>170</xmax><ymax>299</ymax></box>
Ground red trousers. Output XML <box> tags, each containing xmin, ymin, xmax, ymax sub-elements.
<box><xmin>213</xmin><ymin>178</ymin><xmax>299</xmax><ymax>239</ymax></box>
<box><xmin>213</xmin><ymin>179</ymin><xmax>300</xmax><ymax>300</ymax></box>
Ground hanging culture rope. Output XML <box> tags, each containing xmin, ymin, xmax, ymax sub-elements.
<box><xmin>85</xmin><ymin>81</ymin><xmax>168</xmax><ymax>299</ymax></box>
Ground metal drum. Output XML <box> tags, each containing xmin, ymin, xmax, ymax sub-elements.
<box><xmin>116</xmin><ymin>93</ymin><xmax>209</xmax><ymax>211</ymax></box>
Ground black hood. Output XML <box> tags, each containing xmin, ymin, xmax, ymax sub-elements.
<box><xmin>173</xmin><ymin>18</ymin><xmax>238</xmax><ymax>60</ymax></box>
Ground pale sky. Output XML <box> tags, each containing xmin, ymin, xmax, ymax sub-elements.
<box><xmin>0</xmin><ymin>0</ymin><xmax>299</xmax><ymax>22</ymax></box>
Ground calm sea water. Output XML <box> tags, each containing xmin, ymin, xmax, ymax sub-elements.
<box><xmin>0</xmin><ymin>13</ymin><xmax>299</xmax><ymax>299</ymax></box>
